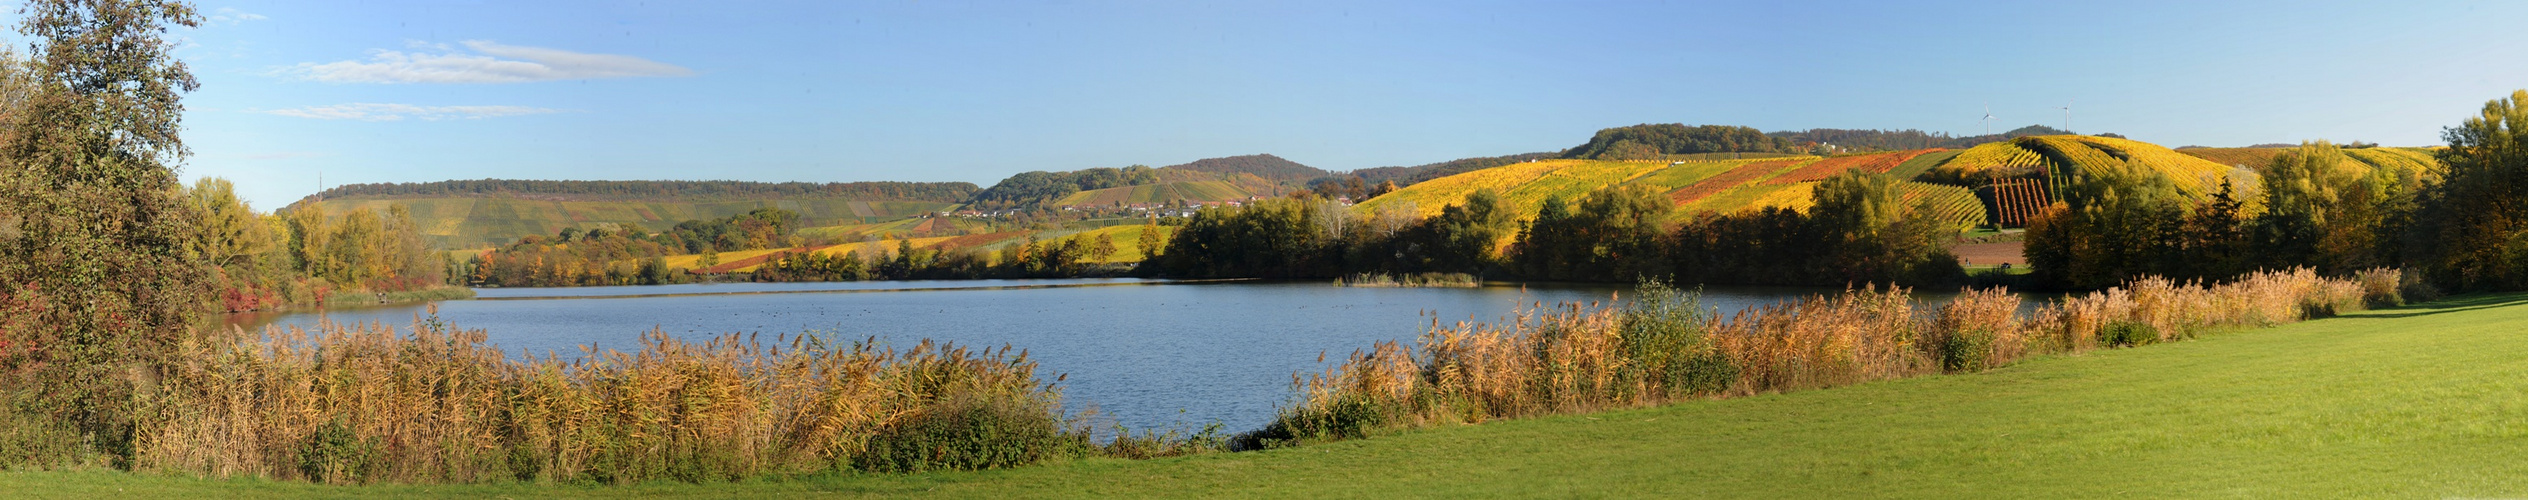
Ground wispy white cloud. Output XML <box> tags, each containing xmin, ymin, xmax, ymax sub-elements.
<box><xmin>207</xmin><ymin>7</ymin><xmax>266</xmax><ymax>26</ymax></box>
<box><xmin>260</xmin><ymin>103</ymin><xmax>565</xmax><ymax>121</ymax></box>
<box><xmin>281</xmin><ymin>40</ymin><xmax>692</xmax><ymax>84</ymax></box>
<box><xmin>238</xmin><ymin>151</ymin><xmax>324</xmax><ymax>161</ymax></box>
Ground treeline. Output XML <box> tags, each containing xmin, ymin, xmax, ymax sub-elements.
<box><xmin>466</xmin><ymin>208</ymin><xmax>803</xmax><ymax>287</ymax></box>
<box><xmin>1345</xmin><ymin>152</ymin><xmax>1556</xmax><ymax>188</ymax></box>
<box><xmin>1561</xmin><ymin>124</ymin><xmax>1800</xmax><ymax>160</ymax></box>
<box><xmin>1160</xmin><ymin>153</ymin><xmax>1328</xmax><ymax>183</ymax></box>
<box><xmin>969</xmin><ymin>165</ymin><xmax>1163</xmax><ymax>209</ymax></box>
<box><xmin>303</xmin><ymin>179</ymin><xmax>978</xmax><ymax>203</ymax></box>
<box><xmin>1769</xmin><ymin>125</ymin><xmax>2084</xmax><ymax>152</ymax></box>
<box><xmin>185</xmin><ymin>179</ymin><xmax>458</xmax><ymax>312</ymax></box>
<box><xmin>1143</xmin><ymin>169</ymin><xmax>1963</xmax><ymax>287</ymax></box>
<box><xmin>1299</xmin><ymin>176</ymin><xmax>1399</xmax><ymax>201</ymax></box>
<box><xmin>754</xmin><ymin>230</ymin><xmax>1124</xmax><ymax>282</ymax></box>
<box><xmin>2025</xmin><ymin>91</ymin><xmax>2528</xmax><ymax>294</ymax></box>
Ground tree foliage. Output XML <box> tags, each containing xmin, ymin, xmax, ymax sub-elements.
<box><xmin>1562</xmin><ymin>124</ymin><xmax>1797</xmax><ymax>160</ymax></box>
<box><xmin>0</xmin><ymin>0</ymin><xmax>206</xmax><ymax>462</ymax></box>
<box><xmin>2416</xmin><ymin>90</ymin><xmax>2528</xmax><ymax>290</ymax></box>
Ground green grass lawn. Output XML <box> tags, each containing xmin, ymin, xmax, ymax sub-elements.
<box><xmin>12</xmin><ymin>293</ymin><xmax>2528</xmax><ymax>498</ymax></box>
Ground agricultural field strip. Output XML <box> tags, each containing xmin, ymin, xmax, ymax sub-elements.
<box><xmin>1765</xmin><ymin>150</ymin><xmax>1935</xmax><ymax>185</ymax></box>
<box><xmin>1669</xmin><ymin>158</ymin><xmax>1817</xmax><ymax>205</ymax></box>
<box><xmin>1353</xmin><ymin>160</ymin><xmax>1565</xmax><ymax>218</ymax></box>
<box><xmin>1491</xmin><ymin>160</ymin><xmax>1674</xmax><ymax>218</ymax></box>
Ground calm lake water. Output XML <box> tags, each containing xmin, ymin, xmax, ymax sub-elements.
<box><xmin>226</xmin><ymin>279</ymin><xmax>2027</xmax><ymax>434</ymax></box>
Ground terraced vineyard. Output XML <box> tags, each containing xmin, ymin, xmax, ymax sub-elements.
<box><xmin>2178</xmin><ymin>147</ymin><xmax>2289</xmax><ymax>169</ymax></box>
<box><xmin>1765</xmin><ymin>149</ymin><xmax>1943</xmax><ymax>185</ymax></box>
<box><xmin>1743</xmin><ymin>180</ymin><xmax>1986</xmax><ymax>228</ymax></box>
<box><xmin>1667</xmin><ymin>159</ymin><xmax>1813</xmax><ymax>204</ymax></box>
<box><xmin>1351</xmin><ymin>159</ymin><xmax>1566</xmax><ymax>217</ymax></box>
<box><xmin>2342</xmin><ymin>147</ymin><xmax>2445</xmax><ymax>182</ymax></box>
<box><xmin>1900</xmin><ymin>181</ymin><xmax>1987</xmax><ymax>226</ymax></box>
<box><xmin>1932</xmin><ymin>135</ymin><xmax>2239</xmax><ymax>199</ymax></box>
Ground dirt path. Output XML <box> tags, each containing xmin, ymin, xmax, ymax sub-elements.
<box><xmin>1952</xmin><ymin>241</ymin><xmax>2024</xmax><ymax>266</ymax></box>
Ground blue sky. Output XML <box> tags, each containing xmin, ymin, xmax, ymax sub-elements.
<box><xmin>141</xmin><ymin>0</ymin><xmax>2528</xmax><ymax>208</ymax></box>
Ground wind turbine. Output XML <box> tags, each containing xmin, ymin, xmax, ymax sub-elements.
<box><xmin>2056</xmin><ymin>99</ymin><xmax>2074</xmax><ymax>133</ymax></box>
<box><xmin>1981</xmin><ymin>103</ymin><xmax>1996</xmax><ymax>136</ymax></box>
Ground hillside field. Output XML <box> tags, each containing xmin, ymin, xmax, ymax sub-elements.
<box><xmin>1356</xmin><ymin>136</ymin><xmax>2448</xmax><ymax>231</ymax></box>
<box><xmin>1357</xmin><ymin>151</ymin><xmax>1988</xmax><ymax>228</ymax></box>
<box><xmin>14</xmin><ymin>292</ymin><xmax>2526</xmax><ymax>497</ymax></box>
<box><xmin>1050</xmin><ymin>181</ymin><xmax>1253</xmax><ymax>207</ymax></box>
<box><xmin>315</xmin><ymin>196</ymin><xmax>956</xmax><ymax>249</ymax></box>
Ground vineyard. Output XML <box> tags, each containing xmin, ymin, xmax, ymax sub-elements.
<box><xmin>1621</xmin><ymin>159</ymin><xmax>1759</xmax><ymax>190</ymax></box>
<box><xmin>1747</xmin><ymin>182</ymin><xmax>1816</xmax><ymax>212</ymax></box>
<box><xmin>1765</xmin><ymin>149</ymin><xmax>1943</xmax><ymax>185</ymax></box>
<box><xmin>1489</xmin><ymin>160</ymin><xmax>1671</xmax><ymax>216</ymax></box>
<box><xmin>2069</xmin><ymin>135</ymin><xmax>2235</xmax><ymax>196</ymax></box>
<box><xmin>1667</xmin><ymin>159</ymin><xmax>1813</xmax><ymax>204</ymax></box>
<box><xmin>1897</xmin><ymin>181</ymin><xmax>1988</xmax><ymax>228</ymax></box>
<box><xmin>1930</xmin><ymin>135</ymin><xmax>2239</xmax><ymax>200</ymax></box>
<box><xmin>1741</xmin><ymin>180</ymin><xmax>1986</xmax><ymax>228</ymax></box>
<box><xmin>2178</xmin><ymin>147</ymin><xmax>2289</xmax><ymax>169</ymax></box>
<box><xmin>1980</xmin><ymin>178</ymin><xmax>2052</xmax><ymax>227</ymax></box>
<box><xmin>2342</xmin><ymin>147</ymin><xmax>2445</xmax><ymax>182</ymax></box>
<box><xmin>1931</xmin><ymin>140</ymin><xmax>2050</xmax><ymax>180</ymax></box>
<box><xmin>1346</xmin><ymin>135</ymin><xmax>2305</xmax><ymax>233</ymax></box>
<box><xmin>1351</xmin><ymin>159</ymin><xmax>1566</xmax><ymax>218</ymax></box>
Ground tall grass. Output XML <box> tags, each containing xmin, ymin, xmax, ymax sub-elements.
<box><xmin>1241</xmin><ymin>268</ymin><xmax>2390</xmax><ymax>448</ymax></box>
<box><xmin>104</xmin><ymin>308</ymin><xmax>1199</xmax><ymax>484</ymax></box>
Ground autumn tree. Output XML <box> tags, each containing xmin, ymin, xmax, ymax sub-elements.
<box><xmin>0</xmin><ymin>0</ymin><xmax>206</xmax><ymax>463</ymax></box>
<box><xmin>2416</xmin><ymin>90</ymin><xmax>2528</xmax><ymax>290</ymax></box>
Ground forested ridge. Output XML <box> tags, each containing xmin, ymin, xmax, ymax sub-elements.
<box><xmin>1160</xmin><ymin>153</ymin><xmax>1328</xmax><ymax>182</ymax></box>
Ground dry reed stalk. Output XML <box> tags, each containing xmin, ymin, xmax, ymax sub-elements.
<box><xmin>1268</xmin><ymin>268</ymin><xmax>2395</xmax><ymax>446</ymax></box>
<box><xmin>131</xmin><ymin>307</ymin><xmax>1083</xmax><ymax>484</ymax></box>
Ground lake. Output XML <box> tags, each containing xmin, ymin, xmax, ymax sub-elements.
<box><xmin>226</xmin><ymin>278</ymin><xmax>2026</xmax><ymax>435</ymax></box>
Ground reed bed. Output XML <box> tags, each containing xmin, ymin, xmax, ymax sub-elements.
<box><xmin>1240</xmin><ymin>268</ymin><xmax>2391</xmax><ymax>448</ymax></box>
<box><xmin>120</xmin><ymin>308</ymin><xmax>1194</xmax><ymax>485</ymax></box>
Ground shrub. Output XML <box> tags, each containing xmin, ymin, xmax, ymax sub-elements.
<box><xmin>855</xmin><ymin>393</ymin><xmax>1083</xmax><ymax>473</ymax></box>
<box><xmin>2098</xmin><ymin>321</ymin><xmax>2159</xmax><ymax>348</ymax></box>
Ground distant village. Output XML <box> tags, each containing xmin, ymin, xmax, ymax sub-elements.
<box><xmin>934</xmin><ymin>194</ymin><xmax>1320</xmax><ymax>220</ymax></box>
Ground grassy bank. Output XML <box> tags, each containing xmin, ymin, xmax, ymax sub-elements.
<box><xmin>323</xmin><ymin>285</ymin><xmax>476</xmax><ymax>308</ymax></box>
<box><xmin>10</xmin><ymin>290</ymin><xmax>2528</xmax><ymax>497</ymax></box>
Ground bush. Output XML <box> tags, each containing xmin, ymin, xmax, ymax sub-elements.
<box><xmin>855</xmin><ymin>393</ymin><xmax>1084</xmax><ymax>473</ymax></box>
<box><xmin>297</xmin><ymin>419</ymin><xmax>383</xmax><ymax>485</ymax></box>
<box><xmin>1941</xmin><ymin>328</ymin><xmax>1997</xmax><ymax>373</ymax></box>
<box><xmin>2098</xmin><ymin>321</ymin><xmax>2159</xmax><ymax>348</ymax></box>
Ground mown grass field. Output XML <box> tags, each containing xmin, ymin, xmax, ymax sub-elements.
<box><xmin>318</xmin><ymin>196</ymin><xmax>958</xmax><ymax>249</ymax></box>
<box><xmin>11</xmin><ymin>292</ymin><xmax>2526</xmax><ymax>498</ymax></box>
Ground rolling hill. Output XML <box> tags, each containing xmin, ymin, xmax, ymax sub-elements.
<box><xmin>296</xmin><ymin>180</ymin><xmax>974</xmax><ymax>249</ymax></box>
<box><xmin>1348</xmin><ymin>135</ymin><xmax>2442</xmax><ymax>232</ymax></box>
<box><xmin>1158</xmin><ymin>153</ymin><xmax>1329</xmax><ymax>184</ymax></box>
<box><xmin>1354</xmin><ymin>151</ymin><xmax>1988</xmax><ymax>229</ymax></box>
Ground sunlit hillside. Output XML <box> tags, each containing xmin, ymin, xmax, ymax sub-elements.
<box><xmin>313</xmin><ymin>197</ymin><xmax>959</xmax><ymax>250</ymax></box>
<box><xmin>1354</xmin><ymin>150</ymin><xmax>1987</xmax><ymax>228</ymax></box>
